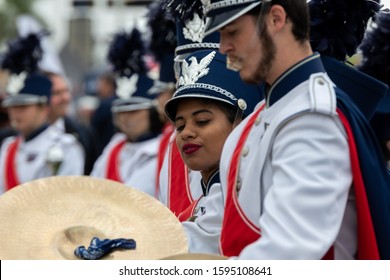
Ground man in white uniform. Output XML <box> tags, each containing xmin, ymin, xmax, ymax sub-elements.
<box><xmin>0</xmin><ymin>33</ymin><xmax>84</xmax><ymax>194</ymax></box>
<box><xmin>200</xmin><ymin>0</ymin><xmax>390</xmax><ymax>259</ymax></box>
<box><xmin>0</xmin><ymin>73</ymin><xmax>85</xmax><ymax>194</ymax></box>
<box><xmin>47</xmin><ymin>72</ymin><xmax>97</xmax><ymax>175</ymax></box>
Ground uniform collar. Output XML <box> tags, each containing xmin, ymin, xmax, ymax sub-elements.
<box><xmin>128</xmin><ymin>132</ymin><xmax>160</xmax><ymax>143</ymax></box>
<box><xmin>201</xmin><ymin>170</ymin><xmax>220</xmax><ymax>196</ymax></box>
<box><xmin>267</xmin><ymin>53</ymin><xmax>325</xmax><ymax>107</ymax></box>
<box><xmin>24</xmin><ymin>123</ymin><xmax>49</xmax><ymax>142</ymax></box>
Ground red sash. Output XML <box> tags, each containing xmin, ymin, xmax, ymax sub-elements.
<box><xmin>155</xmin><ymin>124</ymin><xmax>174</xmax><ymax>198</ymax></box>
<box><xmin>220</xmin><ymin>104</ymin><xmax>264</xmax><ymax>257</ymax></box>
<box><xmin>167</xmin><ymin>140</ymin><xmax>193</xmax><ymax>217</ymax></box>
<box><xmin>178</xmin><ymin>196</ymin><xmax>203</xmax><ymax>222</ymax></box>
<box><xmin>220</xmin><ymin>105</ymin><xmax>379</xmax><ymax>259</ymax></box>
<box><xmin>4</xmin><ymin>137</ymin><xmax>21</xmax><ymax>191</ymax></box>
<box><xmin>105</xmin><ymin>139</ymin><xmax>127</xmax><ymax>182</ymax></box>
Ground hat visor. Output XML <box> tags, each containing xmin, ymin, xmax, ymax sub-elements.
<box><xmin>164</xmin><ymin>92</ymin><xmax>234</xmax><ymax>122</ymax></box>
<box><xmin>112</xmin><ymin>97</ymin><xmax>155</xmax><ymax>113</ymax></box>
<box><xmin>112</xmin><ymin>103</ymin><xmax>154</xmax><ymax>113</ymax></box>
<box><xmin>1</xmin><ymin>94</ymin><xmax>48</xmax><ymax>108</ymax></box>
<box><xmin>204</xmin><ymin>2</ymin><xmax>261</xmax><ymax>36</ymax></box>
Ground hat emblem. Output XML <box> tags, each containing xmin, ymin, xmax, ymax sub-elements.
<box><xmin>7</xmin><ymin>72</ymin><xmax>27</xmax><ymax>95</ymax></box>
<box><xmin>116</xmin><ymin>74</ymin><xmax>139</xmax><ymax>99</ymax></box>
<box><xmin>183</xmin><ymin>13</ymin><xmax>206</xmax><ymax>43</ymax></box>
<box><xmin>178</xmin><ymin>51</ymin><xmax>216</xmax><ymax>86</ymax></box>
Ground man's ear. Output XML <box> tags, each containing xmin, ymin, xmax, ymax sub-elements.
<box><xmin>268</xmin><ymin>4</ymin><xmax>288</xmax><ymax>32</ymax></box>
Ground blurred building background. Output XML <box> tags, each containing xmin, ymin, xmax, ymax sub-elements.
<box><xmin>0</xmin><ymin>0</ymin><xmax>153</xmax><ymax>100</ymax></box>
<box><xmin>0</xmin><ymin>0</ymin><xmax>389</xmax><ymax>101</ymax></box>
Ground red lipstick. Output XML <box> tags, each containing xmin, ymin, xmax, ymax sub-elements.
<box><xmin>182</xmin><ymin>143</ymin><xmax>201</xmax><ymax>155</ymax></box>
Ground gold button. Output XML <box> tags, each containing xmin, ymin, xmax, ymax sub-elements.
<box><xmin>255</xmin><ymin>117</ymin><xmax>261</xmax><ymax>126</ymax></box>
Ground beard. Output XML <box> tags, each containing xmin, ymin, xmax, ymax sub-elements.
<box><xmin>241</xmin><ymin>25</ymin><xmax>276</xmax><ymax>85</ymax></box>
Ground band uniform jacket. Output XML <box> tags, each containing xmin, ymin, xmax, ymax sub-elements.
<box><xmin>90</xmin><ymin>132</ymin><xmax>161</xmax><ymax>197</ymax></box>
<box><xmin>218</xmin><ymin>54</ymin><xmax>355</xmax><ymax>259</ymax></box>
<box><xmin>0</xmin><ymin>125</ymin><xmax>85</xmax><ymax>194</ymax></box>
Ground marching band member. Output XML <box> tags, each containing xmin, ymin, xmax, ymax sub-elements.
<box><xmin>158</xmin><ymin>0</ymin><xmax>223</xmax><ymax>216</ymax></box>
<box><xmin>90</xmin><ymin>28</ymin><xmax>164</xmax><ymax>197</ymax></box>
<box><xmin>202</xmin><ymin>0</ymin><xmax>390</xmax><ymax>259</ymax></box>
<box><xmin>0</xmin><ymin>33</ymin><xmax>84</xmax><ymax>194</ymax></box>
<box><xmin>165</xmin><ymin>50</ymin><xmax>262</xmax><ymax>253</ymax></box>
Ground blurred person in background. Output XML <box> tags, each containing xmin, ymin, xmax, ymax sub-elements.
<box><xmin>46</xmin><ymin>72</ymin><xmax>97</xmax><ymax>175</ymax></box>
<box><xmin>0</xmin><ymin>71</ymin><xmax>17</xmax><ymax>147</ymax></box>
<box><xmin>12</xmin><ymin>15</ymin><xmax>98</xmax><ymax>175</ymax></box>
<box><xmin>146</xmin><ymin>0</ymin><xmax>178</xmax><ymax>198</ymax></box>
<box><xmin>90</xmin><ymin>72</ymin><xmax>118</xmax><ymax>156</ymax></box>
<box><xmin>358</xmin><ymin>10</ymin><xmax>390</xmax><ymax>167</ymax></box>
<box><xmin>0</xmin><ymin>33</ymin><xmax>84</xmax><ymax>194</ymax></box>
<box><xmin>90</xmin><ymin>28</ymin><xmax>164</xmax><ymax>197</ymax></box>
<box><xmin>75</xmin><ymin>95</ymin><xmax>99</xmax><ymax>126</ymax></box>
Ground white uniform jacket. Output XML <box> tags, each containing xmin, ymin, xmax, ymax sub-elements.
<box><xmin>0</xmin><ymin>125</ymin><xmax>85</xmax><ymax>194</ymax></box>
<box><xmin>91</xmin><ymin>133</ymin><xmax>161</xmax><ymax>197</ymax></box>
<box><xmin>182</xmin><ymin>170</ymin><xmax>224</xmax><ymax>254</ymax></box>
<box><xmin>219</xmin><ymin>54</ymin><xmax>354</xmax><ymax>259</ymax></box>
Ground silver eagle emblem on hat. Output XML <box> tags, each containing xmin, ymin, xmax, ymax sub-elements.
<box><xmin>178</xmin><ymin>51</ymin><xmax>215</xmax><ymax>86</ymax></box>
<box><xmin>183</xmin><ymin>13</ymin><xmax>206</xmax><ymax>43</ymax></box>
<box><xmin>7</xmin><ymin>72</ymin><xmax>27</xmax><ymax>95</ymax></box>
<box><xmin>116</xmin><ymin>74</ymin><xmax>139</xmax><ymax>99</ymax></box>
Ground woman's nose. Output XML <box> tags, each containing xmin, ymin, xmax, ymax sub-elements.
<box><xmin>180</xmin><ymin>123</ymin><xmax>196</xmax><ymax>140</ymax></box>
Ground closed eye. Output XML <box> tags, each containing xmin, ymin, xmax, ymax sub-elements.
<box><xmin>196</xmin><ymin>120</ymin><xmax>210</xmax><ymax>126</ymax></box>
<box><xmin>227</xmin><ymin>30</ymin><xmax>237</xmax><ymax>36</ymax></box>
<box><xmin>175</xmin><ymin>124</ymin><xmax>185</xmax><ymax>132</ymax></box>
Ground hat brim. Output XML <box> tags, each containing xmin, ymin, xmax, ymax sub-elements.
<box><xmin>0</xmin><ymin>176</ymin><xmax>188</xmax><ymax>260</ymax></box>
<box><xmin>165</xmin><ymin>92</ymin><xmax>235</xmax><ymax>122</ymax></box>
<box><xmin>1</xmin><ymin>94</ymin><xmax>48</xmax><ymax>108</ymax></box>
<box><xmin>204</xmin><ymin>2</ymin><xmax>261</xmax><ymax>36</ymax></box>
<box><xmin>112</xmin><ymin>103</ymin><xmax>155</xmax><ymax>113</ymax></box>
<box><xmin>111</xmin><ymin>97</ymin><xmax>155</xmax><ymax>113</ymax></box>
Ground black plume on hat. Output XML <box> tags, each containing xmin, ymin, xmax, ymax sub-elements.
<box><xmin>1</xmin><ymin>31</ymin><xmax>48</xmax><ymax>75</ymax></box>
<box><xmin>163</xmin><ymin>0</ymin><xmax>204</xmax><ymax>22</ymax></box>
<box><xmin>146</xmin><ymin>1</ymin><xmax>177</xmax><ymax>61</ymax></box>
<box><xmin>358</xmin><ymin>10</ymin><xmax>390</xmax><ymax>86</ymax></box>
<box><xmin>309</xmin><ymin>0</ymin><xmax>381</xmax><ymax>61</ymax></box>
<box><xmin>107</xmin><ymin>28</ymin><xmax>148</xmax><ymax>78</ymax></box>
